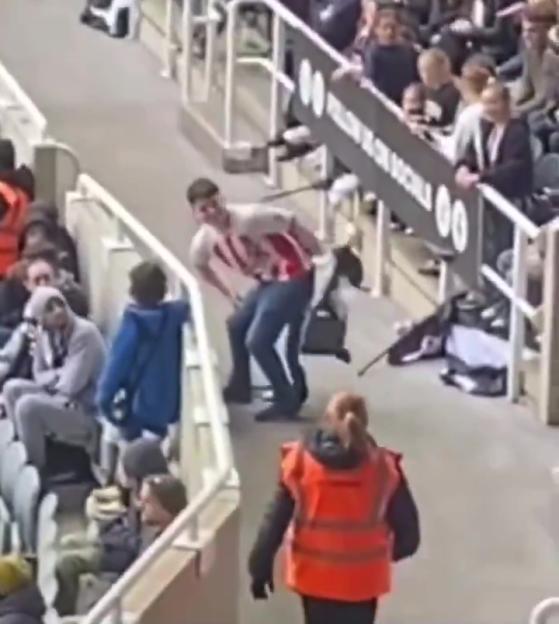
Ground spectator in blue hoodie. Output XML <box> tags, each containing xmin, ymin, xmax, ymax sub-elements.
<box><xmin>96</xmin><ymin>261</ymin><xmax>189</xmax><ymax>481</ymax></box>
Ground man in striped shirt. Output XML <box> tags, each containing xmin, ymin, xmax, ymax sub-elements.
<box><xmin>188</xmin><ymin>178</ymin><xmax>322</xmax><ymax>422</ymax></box>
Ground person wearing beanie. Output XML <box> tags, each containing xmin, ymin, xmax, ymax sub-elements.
<box><xmin>2</xmin><ymin>286</ymin><xmax>106</xmax><ymax>471</ymax></box>
<box><xmin>19</xmin><ymin>201</ymin><xmax>79</xmax><ymax>281</ymax></box>
<box><xmin>55</xmin><ymin>440</ymin><xmax>171</xmax><ymax>616</ymax></box>
<box><xmin>0</xmin><ymin>555</ymin><xmax>45</xmax><ymax>624</ymax></box>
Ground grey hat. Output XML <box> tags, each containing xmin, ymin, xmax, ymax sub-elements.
<box><xmin>121</xmin><ymin>439</ymin><xmax>169</xmax><ymax>485</ymax></box>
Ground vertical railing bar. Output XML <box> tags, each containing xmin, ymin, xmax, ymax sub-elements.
<box><xmin>507</xmin><ymin>226</ymin><xmax>528</xmax><ymax>401</ymax></box>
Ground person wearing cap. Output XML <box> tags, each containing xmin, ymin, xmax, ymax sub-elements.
<box><xmin>0</xmin><ymin>554</ymin><xmax>45</xmax><ymax>624</ymax></box>
<box><xmin>2</xmin><ymin>286</ymin><xmax>106</xmax><ymax>471</ymax></box>
<box><xmin>55</xmin><ymin>439</ymin><xmax>173</xmax><ymax>616</ymax></box>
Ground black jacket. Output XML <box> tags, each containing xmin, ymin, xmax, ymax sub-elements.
<box><xmin>18</xmin><ymin>212</ymin><xmax>80</xmax><ymax>281</ymax></box>
<box><xmin>363</xmin><ymin>43</ymin><xmax>419</xmax><ymax>105</ymax></box>
<box><xmin>0</xmin><ymin>585</ymin><xmax>45</xmax><ymax>624</ymax></box>
<box><xmin>249</xmin><ymin>431</ymin><xmax>420</xmax><ymax>583</ymax></box>
<box><xmin>457</xmin><ymin>117</ymin><xmax>533</xmax><ymax>200</ymax></box>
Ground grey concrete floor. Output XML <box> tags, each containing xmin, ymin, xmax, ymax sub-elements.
<box><xmin>1</xmin><ymin>2</ymin><xmax>559</xmax><ymax>622</ymax></box>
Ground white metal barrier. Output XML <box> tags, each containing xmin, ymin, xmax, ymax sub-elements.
<box><xmin>169</xmin><ymin>0</ymin><xmax>550</xmax><ymax>406</ymax></box>
<box><xmin>530</xmin><ymin>598</ymin><xmax>559</xmax><ymax>624</ymax></box>
<box><xmin>70</xmin><ymin>174</ymin><xmax>237</xmax><ymax>624</ymax></box>
<box><xmin>0</xmin><ymin>59</ymin><xmax>47</xmax><ymax>165</ymax></box>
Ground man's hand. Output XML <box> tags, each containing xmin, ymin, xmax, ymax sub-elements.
<box><xmin>251</xmin><ymin>577</ymin><xmax>274</xmax><ymax>600</ymax></box>
<box><xmin>455</xmin><ymin>166</ymin><xmax>480</xmax><ymax>190</ymax></box>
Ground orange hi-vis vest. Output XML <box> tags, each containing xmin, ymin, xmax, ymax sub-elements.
<box><xmin>0</xmin><ymin>181</ymin><xmax>28</xmax><ymax>277</ymax></box>
<box><xmin>281</xmin><ymin>440</ymin><xmax>401</xmax><ymax>602</ymax></box>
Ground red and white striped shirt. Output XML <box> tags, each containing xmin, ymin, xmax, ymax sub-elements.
<box><xmin>190</xmin><ymin>204</ymin><xmax>315</xmax><ymax>282</ymax></box>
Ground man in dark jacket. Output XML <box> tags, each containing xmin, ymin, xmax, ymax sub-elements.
<box><xmin>455</xmin><ymin>81</ymin><xmax>533</xmax><ymax>263</ymax></box>
<box><xmin>0</xmin><ymin>555</ymin><xmax>45</xmax><ymax>624</ymax></box>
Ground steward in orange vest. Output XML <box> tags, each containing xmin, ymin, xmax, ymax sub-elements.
<box><xmin>0</xmin><ymin>140</ymin><xmax>34</xmax><ymax>278</ymax></box>
<box><xmin>249</xmin><ymin>392</ymin><xmax>420</xmax><ymax>624</ymax></box>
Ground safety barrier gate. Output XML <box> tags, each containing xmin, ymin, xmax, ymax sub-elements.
<box><xmin>0</xmin><ymin>56</ymin><xmax>239</xmax><ymax>624</ymax></box>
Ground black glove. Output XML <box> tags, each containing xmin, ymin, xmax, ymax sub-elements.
<box><xmin>251</xmin><ymin>577</ymin><xmax>274</xmax><ymax>600</ymax></box>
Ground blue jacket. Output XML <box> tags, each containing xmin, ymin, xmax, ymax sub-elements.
<box><xmin>97</xmin><ymin>300</ymin><xmax>189</xmax><ymax>436</ymax></box>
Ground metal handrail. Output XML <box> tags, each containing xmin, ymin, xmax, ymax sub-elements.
<box><xmin>76</xmin><ymin>173</ymin><xmax>234</xmax><ymax>624</ymax></box>
<box><xmin>530</xmin><ymin>598</ymin><xmax>559</xmax><ymax>624</ymax></box>
<box><xmin>0</xmin><ymin>60</ymin><xmax>47</xmax><ymax>139</ymax></box>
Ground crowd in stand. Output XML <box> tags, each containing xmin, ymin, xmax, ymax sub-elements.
<box><xmin>276</xmin><ymin>0</ymin><xmax>555</xmax><ymax>298</ymax></box>
<box><xmin>0</xmin><ymin>137</ymin><xmax>190</xmax><ymax>621</ymax></box>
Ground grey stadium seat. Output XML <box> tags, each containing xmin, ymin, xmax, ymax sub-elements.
<box><xmin>0</xmin><ymin>441</ymin><xmax>27</xmax><ymax>510</ymax></box>
<box><xmin>13</xmin><ymin>464</ymin><xmax>41</xmax><ymax>552</ymax></box>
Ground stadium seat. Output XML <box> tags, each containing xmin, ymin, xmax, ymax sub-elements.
<box><xmin>13</xmin><ymin>464</ymin><xmax>41</xmax><ymax>552</ymax></box>
<box><xmin>0</xmin><ymin>419</ymin><xmax>14</xmax><ymax>451</ymax></box>
<box><xmin>0</xmin><ymin>441</ymin><xmax>27</xmax><ymax>510</ymax></box>
<box><xmin>534</xmin><ymin>153</ymin><xmax>559</xmax><ymax>191</ymax></box>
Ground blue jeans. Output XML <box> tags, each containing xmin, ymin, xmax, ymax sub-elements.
<box><xmin>227</xmin><ymin>272</ymin><xmax>313</xmax><ymax>414</ymax></box>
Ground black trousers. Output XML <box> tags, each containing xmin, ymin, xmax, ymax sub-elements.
<box><xmin>302</xmin><ymin>596</ymin><xmax>378</xmax><ymax>624</ymax></box>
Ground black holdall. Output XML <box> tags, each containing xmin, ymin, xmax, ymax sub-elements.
<box><xmin>302</xmin><ymin>246</ymin><xmax>363</xmax><ymax>363</ymax></box>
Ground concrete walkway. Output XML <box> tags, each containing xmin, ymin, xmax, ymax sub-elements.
<box><xmin>1</xmin><ymin>2</ymin><xmax>559</xmax><ymax>623</ymax></box>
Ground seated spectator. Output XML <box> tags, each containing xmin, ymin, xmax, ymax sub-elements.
<box><xmin>0</xmin><ymin>250</ymin><xmax>89</xmax><ymax>388</ymax></box>
<box><xmin>455</xmin><ymin>81</ymin><xmax>533</xmax><ymax>262</ymax></box>
<box><xmin>0</xmin><ymin>246</ymin><xmax>87</xmax><ymax>338</ymax></box>
<box><xmin>0</xmin><ymin>140</ymin><xmax>34</xmax><ymax>202</ymax></box>
<box><xmin>311</xmin><ymin>0</ymin><xmax>363</xmax><ymax>52</ymax></box>
<box><xmin>19</xmin><ymin>206</ymin><xmax>79</xmax><ymax>281</ymax></box>
<box><xmin>402</xmin><ymin>82</ymin><xmax>429</xmax><ymax>129</ymax></box>
<box><xmin>361</xmin><ymin>8</ymin><xmax>420</xmax><ymax>104</ymax></box>
<box><xmin>55</xmin><ymin>447</ymin><xmax>185</xmax><ymax>617</ymax></box>
<box><xmin>96</xmin><ymin>262</ymin><xmax>189</xmax><ymax>481</ymax></box>
<box><xmin>0</xmin><ymin>140</ymin><xmax>33</xmax><ymax>280</ymax></box>
<box><xmin>0</xmin><ymin>555</ymin><xmax>45</xmax><ymax>624</ymax></box>
<box><xmin>435</xmin><ymin>0</ymin><xmax>520</xmax><ymax>73</ymax></box>
<box><xmin>418</xmin><ymin>48</ymin><xmax>461</xmax><ymax>128</ymax></box>
<box><xmin>3</xmin><ymin>286</ymin><xmax>106</xmax><ymax>471</ymax></box>
<box><xmin>513</xmin><ymin>5</ymin><xmax>556</xmax><ymax>116</ymax></box>
<box><xmin>26</xmin><ymin>200</ymin><xmax>80</xmax><ymax>281</ymax></box>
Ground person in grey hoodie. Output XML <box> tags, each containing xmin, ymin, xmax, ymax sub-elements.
<box><xmin>2</xmin><ymin>286</ymin><xmax>106</xmax><ymax>470</ymax></box>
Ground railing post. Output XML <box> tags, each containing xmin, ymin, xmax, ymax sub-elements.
<box><xmin>317</xmin><ymin>148</ymin><xmax>335</xmax><ymax>244</ymax></box>
<box><xmin>162</xmin><ymin>0</ymin><xmax>176</xmax><ymax>78</ymax></box>
<box><xmin>267</xmin><ymin>12</ymin><xmax>285</xmax><ymax>188</ymax></box>
<box><xmin>539</xmin><ymin>219</ymin><xmax>559</xmax><ymax>424</ymax></box>
<box><xmin>373</xmin><ymin>200</ymin><xmax>391</xmax><ymax>297</ymax></box>
<box><xmin>438</xmin><ymin>261</ymin><xmax>452</xmax><ymax>304</ymax></box>
<box><xmin>224</xmin><ymin>2</ymin><xmax>239</xmax><ymax>148</ymax></box>
<box><xmin>181</xmin><ymin>0</ymin><xmax>194</xmax><ymax>104</ymax></box>
<box><xmin>203</xmin><ymin>0</ymin><xmax>218</xmax><ymax>102</ymax></box>
<box><xmin>507</xmin><ymin>226</ymin><xmax>528</xmax><ymax>401</ymax></box>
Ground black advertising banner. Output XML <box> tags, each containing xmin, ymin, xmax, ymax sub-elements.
<box><xmin>291</xmin><ymin>31</ymin><xmax>482</xmax><ymax>287</ymax></box>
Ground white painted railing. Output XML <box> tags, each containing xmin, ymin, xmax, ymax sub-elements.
<box><xmin>530</xmin><ymin>598</ymin><xmax>559</xmax><ymax>624</ymax></box>
<box><xmin>0</xmin><ymin>59</ymin><xmax>47</xmax><ymax>164</ymax></box>
<box><xmin>168</xmin><ymin>0</ymin><xmax>548</xmax><ymax>406</ymax></box>
<box><xmin>73</xmin><ymin>173</ymin><xmax>236</xmax><ymax>624</ymax></box>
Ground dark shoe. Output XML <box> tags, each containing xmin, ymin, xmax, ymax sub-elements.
<box><xmin>223</xmin><ymin>385</ymin><xmax>251</xmax><ymax>405</ymax></box>
<box><xmin>254</xmin><ymin>405</ymin><xmax>298</xmax><ymax>423</ymax></box>
<box><xmin>295</xmin><ymin>375</ymin><xmax>309</xmax><ymax>405</ymax></box>
<box><xmin>418</xmin><ymin>259</ymin><xmax>441</xmax><ymax>277</ymax></box>
<box><xmin>276</xmin><ymin>143</ymin><xmax>315</xmax><ymax>162</ymax></box>
<box><xmin>266</xmin><ymin>133</ymin><xmax>287</xmax><ymax>148</ymax></box>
